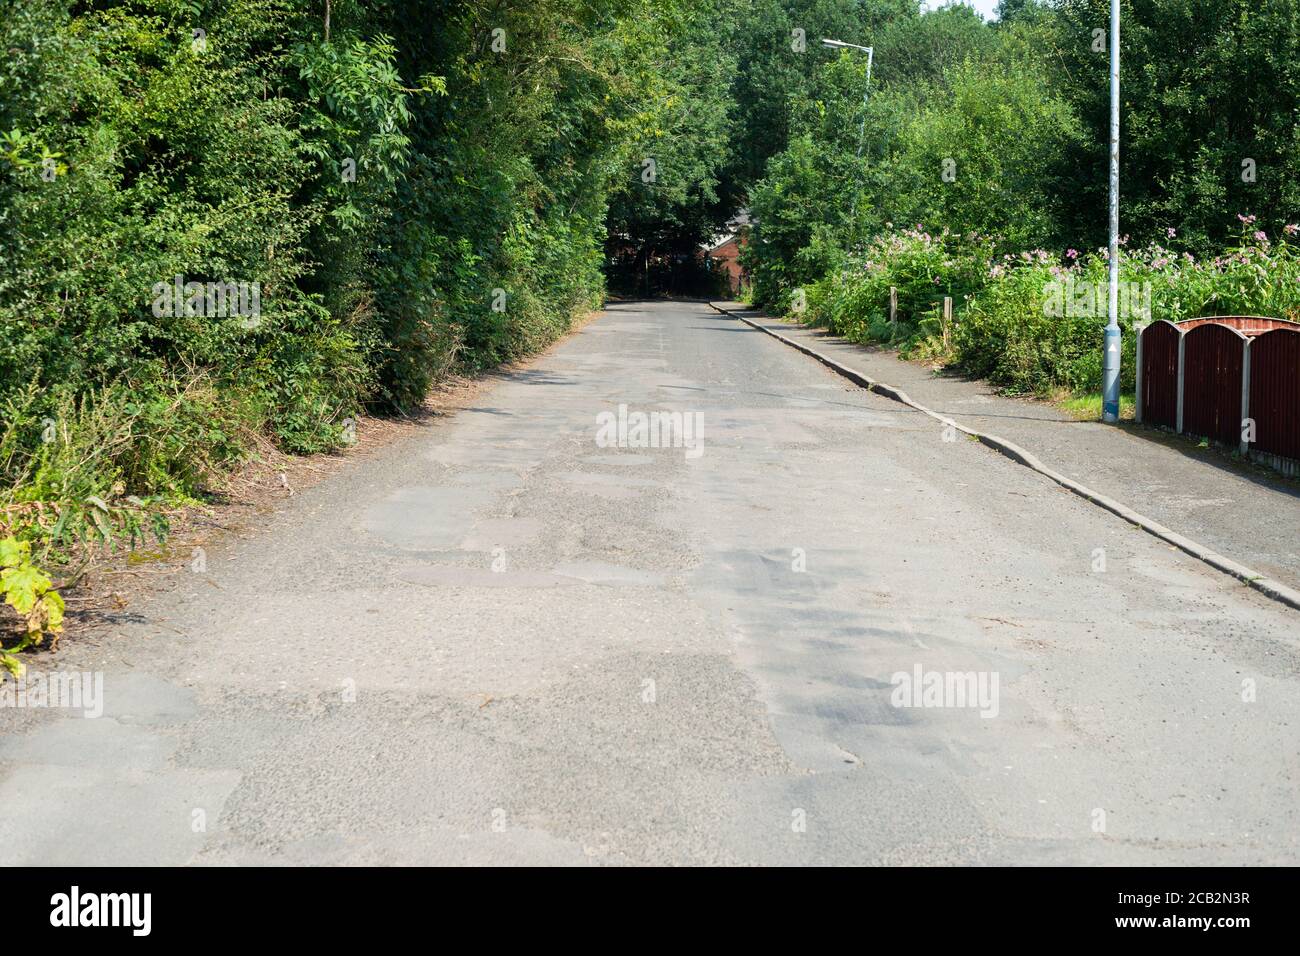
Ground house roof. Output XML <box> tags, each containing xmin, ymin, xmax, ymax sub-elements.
<box><xmin>701</xmin><ymin>208</ymin><xmax>751</xmax><ymax>253</ymax></box>
<box><xmin>703</xmin><ymin>234</ymin><xmax>740</xmax><ymax>254</ymax></box>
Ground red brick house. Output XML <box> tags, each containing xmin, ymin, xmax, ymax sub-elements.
<box><xmin>700</xmin><ymin>211</ymin><xmax>750</xmax><ymax>295</ymax></box>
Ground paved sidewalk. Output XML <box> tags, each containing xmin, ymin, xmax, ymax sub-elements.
<box><xmin>713</xmin><ymin>302</ymin><xmax>1300</xmax><ymax>592</ymax></box>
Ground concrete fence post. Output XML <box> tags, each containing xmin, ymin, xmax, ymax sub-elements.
<box><xmin>1175</xmin><ymin>328</ymin><xmax>1186</xmax><ymax>434</ymax></box>
<box><xmin>942</xmin><ymin>296</ymin><xmax>953</xmax><ymax>351</ymax></box>
<box><xmin>1134</xmin><ymin>323</ymin><xmax>1145</xmax><ymax>424</ymax></box>
<box><xmin>1240</xmin><ymin>337</ymin><xmax>1252</xmax><ymax>457</ymax></box>
<box><xmin>889</xmin><ymin>286</ymin><xmax>897</xmax><ymax>325</ymax></box>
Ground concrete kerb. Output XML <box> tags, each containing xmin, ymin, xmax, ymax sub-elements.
<box><xmin>711</xmin><ymin>302</ymin><xmax>1300</xmax><ymax>613</ymax></box>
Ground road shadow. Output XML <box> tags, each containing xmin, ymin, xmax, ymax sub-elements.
<box><xmin>1117</xmin><ymin>421</ymin><xmax>1300</xmax><ymax>500</ymax></box>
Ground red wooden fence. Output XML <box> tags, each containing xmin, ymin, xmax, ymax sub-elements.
<box><xmin>1249</xmin><ymin>328</ymin><xmax>1300</xmax><ymax>462</ymax></box>
<box><xmin>1138</xmin><ymin>321</ymin><xmax>1179</xmax><ymax>429</ymax></box>
<box><xmin>1137</xmin><ymin>317</ymin><xmax>1300</xmax><ymax>474</ymax></box>
<box><xmin>1181</xmin><ymin>324</ymin><xmax>1247</xmax><ymax>448</ymax></box>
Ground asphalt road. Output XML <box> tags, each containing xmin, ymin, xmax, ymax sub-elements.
<box><xmin>2</xmin><ymin>300</ymin><xmax>1298</xmax><ymax>865</ymax></box>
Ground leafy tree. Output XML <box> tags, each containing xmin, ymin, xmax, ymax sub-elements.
<box><xmin>1048</xmin><ymin>0</ymin><xmax>1300</xmax><ymax>252</ymax></box>
<box><xmin>604</xmin><ymin>0</ymin><xmax>740</xmax><ymax>294</ymax></box>
<box><xmin>886</xmin><ymin>57</ymin><xmax>1084</xmax><ymax>250</ymax></box>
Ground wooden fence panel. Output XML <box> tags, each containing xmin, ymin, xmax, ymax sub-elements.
<box><xmin>1182</xmin><ymin>324</ymin><xmax>1246</xmax><ymax>448</ymax></box>
<box><xmin>1139</xmin><ymin>321</ymin><xmax>1180</xmax><ymax>429</ymax></box>
<box><xmin>1248</xmin><ymin>328</ymin><xmax>1300</xmax><ymax>461</ymax></box>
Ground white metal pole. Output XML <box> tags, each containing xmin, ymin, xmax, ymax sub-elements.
<box><xmin>1102</xmin><ymin>0</ymin><xmax>1121</xmax><ymax>422</ymax></box>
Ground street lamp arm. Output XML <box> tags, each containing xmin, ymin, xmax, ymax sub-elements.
<box><xmin>821</xmin><ymin>38</ymin><xmax>873</xmax><ymax>54</ymax></box>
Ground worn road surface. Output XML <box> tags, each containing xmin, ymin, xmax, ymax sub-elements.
<box><xmin>2</xmin><ymin>300</ymin><xmax>1298</xmax><ymax>865</ymax></box>
<box><xmin>717</xmin><ymin>303</ymin><xmax>1300</xmax><ymax>591</ymax></box>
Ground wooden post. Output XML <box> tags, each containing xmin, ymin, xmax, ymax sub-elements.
<box><xmin>942</xmin><ymin>296</ymin><xmax>953</xmax><ymax>351</ymax></box>
<box><xmin>889</xmin><ymin>286</ymin><xmax>897</xmax><ymax>325</ymax></box>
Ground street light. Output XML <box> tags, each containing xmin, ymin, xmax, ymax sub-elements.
<box><xmin>822</xmin><ymin>38</ymin><xmax>874</xmax><ymax>247</ymax></box>
<box><xmin>1102</xmin><ymin>0</ymin><xmax>1121</xmax><ymax>422</ymax></box>
<box><xmin>821</xmin><ymin>38</ymin><xmax>872</xmax><ymax>54</ymax></box>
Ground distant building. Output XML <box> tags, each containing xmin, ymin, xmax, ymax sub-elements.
<box><xmin>700</xmin><ymin>210</ymin><xmax>751</xmax><ymax>295</ymax></box>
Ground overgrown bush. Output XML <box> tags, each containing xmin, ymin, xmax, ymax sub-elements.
<box><xmin>790</xmin><ymin>224</ymin><xmax>1300</xmax><ymax>397</ymax></box>
<box><xmin>0</xmin><ymin>0</ymin><xmax>688</xmax><ymax>579</ymax></box>
<box><xmin>804</xmin><ymin>227</ymin><xmax>994</xmax><ymax>341</ymax></box>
